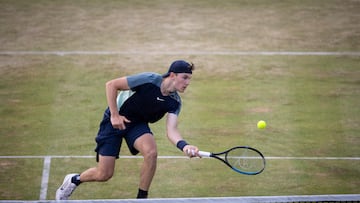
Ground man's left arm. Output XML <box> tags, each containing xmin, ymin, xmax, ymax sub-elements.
<box><xmin>166</xmin><ymin>113</ymin><xmax>199</xmax><ymax>158</ymax></box>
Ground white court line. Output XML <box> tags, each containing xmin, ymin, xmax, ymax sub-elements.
<box><xmin>0</xmin><ymin>51</ymin><xmax>360</xmax><ymax>56</ymax></box>
<box><xmin>0</xmin><ymin>155</ymin><xmax>359</xmax><ymax>160</ymax></box>
<box><xmin>39</xmin><ymin>156</ymin><xmax>51</xmax><ymax>200</ymax></box>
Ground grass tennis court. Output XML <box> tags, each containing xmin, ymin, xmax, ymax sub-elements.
<box><xmin>0</xmin><ymin>0</ymin><xmax>359</xmax><ymax>201</ymax></box>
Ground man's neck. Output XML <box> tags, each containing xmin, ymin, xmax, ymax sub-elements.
<box><xmin>161</xmin><ymin>78</ymin><xmax>173</xmax><ymax>96</ymax></box>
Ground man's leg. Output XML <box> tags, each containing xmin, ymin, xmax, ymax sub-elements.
<box><xmin>55</xmin><ymin>155</ymin><xmax>116</xmax><ymax>200</ymax></box>
<box><xmin>80</xmin><ymin>155</ymin><xmax>116</xmax><ymax>182</ymax></box>
<box><xmin>133</xmin><ymin>133</ymin><xmax>158</xmax><ymax>198</ymax></box>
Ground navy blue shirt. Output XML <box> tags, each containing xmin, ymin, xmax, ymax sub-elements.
<box><xmin>116</xmin><ymin>72</ymin><xmax>182</xmax><ymax>123</ymax></box>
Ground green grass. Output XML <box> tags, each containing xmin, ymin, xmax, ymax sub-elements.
<box><xmin>0</xmin><ymin>158</ymin><xmax>43</xmax><ymax>200</ymax></box>
<box><xmin>0</xmin><ymin>0</ymin><xmax>359</xmax><ymax>200</ymax></box>
<box><xmin>1</xmin><ymin>55</ymin><xmax>359</xmax><ymax>200</ymax></box>
<box><xmin>1</xmin><ymin>0</ymin><xmax>360</xmax><ymax>51</ymax></box>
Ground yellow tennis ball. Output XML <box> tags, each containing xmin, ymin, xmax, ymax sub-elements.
<box><xmin>257</xmin><ymin>120</ymin><xmax>267</xmax><ymax>129</ymax></box>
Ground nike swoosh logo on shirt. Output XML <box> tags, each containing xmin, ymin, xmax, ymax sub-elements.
<box><xmin>157</xmin><ymin>97</ymin><xmax>165</xmax><ymax>101</ymax></box>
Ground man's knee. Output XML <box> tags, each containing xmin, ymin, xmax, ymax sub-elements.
<box><xmin>97</xmin><ymin>170</ymin><xmax>113</xmax><ymax>182</ymax></box>
<box><xmin>134</xmin><ymin>134</ymin><xmax>158</xmax><ymax>161</ymax></box>
<box><xmin>143</xmin><ymin>148</ymin><xmax>158</xmax><ymax>161</ymax></box>
<box><xmin>97</xmin><ymin>156</ymin><xmax>116</xmax><ymax>182</ymax></box>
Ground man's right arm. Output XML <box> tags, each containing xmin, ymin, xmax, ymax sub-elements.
<box><xmin>105</xmin><ymin>77</ymin><xmax>131</xmax><ymax>129</ymax></box>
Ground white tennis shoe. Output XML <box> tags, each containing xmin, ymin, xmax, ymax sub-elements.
<box><xmin>55</xmin><ymin>173</ymin><xmax>79</xmax><ymax>200</ymax></box>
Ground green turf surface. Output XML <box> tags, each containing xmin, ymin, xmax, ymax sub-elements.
<box><xmin>1</xmin><ymin>55</ymin><xmax>359</xmax><ymax>200</ymax></box>
<box><xmin>0</xmin><ymin>0</ymin><xmax>359</xmax><ymax>200</ymax></box>
<box><xmin>0</xmin><ymin>158</ymin><xmax>43</xmax><ymax>200</ymax></box>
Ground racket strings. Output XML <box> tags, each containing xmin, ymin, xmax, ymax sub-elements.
<box><xmin>226</xmin><ymin>148</ymin><xmax>264</xmax><ymax>173</ymax></box>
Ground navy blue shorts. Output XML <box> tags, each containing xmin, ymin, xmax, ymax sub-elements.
<box><xmin>94</xmin><ymin>108</ymin><xmax>152</xmax><ymax>161</ymax></box>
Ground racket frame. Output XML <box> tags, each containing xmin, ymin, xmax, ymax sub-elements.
<box><xmin>199</xmin><ymin>146</ymin><xmax>266</xmax><ymax>175</ymax></box>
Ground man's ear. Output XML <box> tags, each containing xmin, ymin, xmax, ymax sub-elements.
<box><xmin>169</xmin><ymin>72</ymin><xmax>177</xmax><ymax>78</ymax></box>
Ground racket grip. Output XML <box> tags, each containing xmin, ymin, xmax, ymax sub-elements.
<box><xmin>198</xmin><ymin>151</ymin><xmax>211</xmax><ymax>157</ymax></box>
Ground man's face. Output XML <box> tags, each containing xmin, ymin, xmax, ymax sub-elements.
<box><xmin>171</xmin><ymin>72</ymin><xmax>192</xmax><ymax>93</ymax></box>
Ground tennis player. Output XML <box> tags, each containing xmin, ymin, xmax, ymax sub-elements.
<box><xmin>56</xmin><ymin>60</ymin><xmax>199</xmax><ymax>200</ymax></box>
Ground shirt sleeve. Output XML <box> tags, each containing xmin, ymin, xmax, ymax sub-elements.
<box><xmin>126</xmin><ymin>72</ymin><xmax>162</xmax><ymax>89</ymax></box>
<box><xmin>170</xmin><ymin>103</ymin><xmax>181</xmax><ymax>115</ymax></box>
<box><xmin>169</xmin><ymin>92</ymin><xmax>182</xmax><ymax>115</ymax></box>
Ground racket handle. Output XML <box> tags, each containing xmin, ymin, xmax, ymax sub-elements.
<box><xmin>198</xmin><ymin>151</ymin><xmax>211</xmax><ymax>157</ymax></box>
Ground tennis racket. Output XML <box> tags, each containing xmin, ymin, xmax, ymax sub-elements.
<box><xmin>198</xmin><ymin>146</ymin><xmax>266</xmax><ymax>175</ymax></box>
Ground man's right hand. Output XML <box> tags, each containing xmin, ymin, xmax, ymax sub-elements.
<box><xmin>110</xmin><ymin>114</ymin><xmax>131</xmax><ymax>130</ymax></box>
